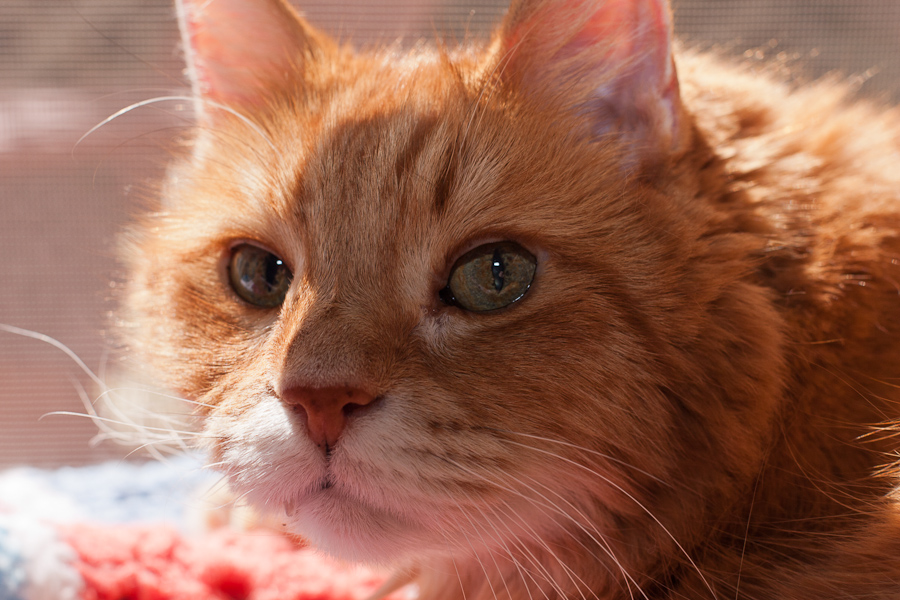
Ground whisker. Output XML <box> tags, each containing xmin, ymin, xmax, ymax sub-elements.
<box><xmin>473</xmin><ymin>503</ymin><xmax>541</xmax><ymax>600</ymax></box>
<box><xmin>92</xmin><ymin>387</ymin><xmax>216</xmax><ymax>410</ymax></box>
<box><xmin>199</xmin><ymin>475</ymin><xmax>235</xmax><ymax>504</ymax></box>
<box><xmin>503</xmin><ymin>538</ymin><xmax>566</xmax><ymax>600</ymax></box>
<box><xmin>451</xmin><ymin>497</ymin><xmax>514</xmax><ymax>600</ymax></box>
<box><xmin>439</xmin><ymin>532</ymin><xmax>471</xmax><ymax>600</ymax></box>
<box><xmin>76</xmin><ymin>95</ymin><xmax>189</xmax><ymax>149</ymax></box>
<box><xmin>502</xmin><ymin>439</ymin><xmax>718</xmax><ymax>600</ymax></box>
<box><xmin>491</xmin><ymin>500</ymin><xmax>589</xmax><ymax>600</ymax></box>
<box><xmin>1</xmin><ymin>324</ymin><xmax>221</xmax><ymax>460</ymax></box>
<box><xmin>516</xmin><ymin>473</ymin><xmax>641</xmax><ymax>594</ymax></box>
<box><xmin>79</xmin><ymin>380</ymin><xmax>194</xmax><ymax>448</ymax></box>
<box><xmin>68</xmin><ymin>0</ymin><xmax>185</xmax><ymax>89</ymax></box>
<box><xmin>489</xmin><ymin>519</ymin><xmax>554</xmax><ymax>600</ymax></box>
<box><xmin>41</xmin><ymin>411</ymin><xmax>207</xmax><ymax>437</ymax></box>
<box><xmin>91</xmin><ymin>384</ymin><xmax>192</xmax><ymax>427</ymax></box>
<box><xmin>517</xmin><ymin>475</ymin><xmax>644</xmax><ymax>600</ymax></box>
<box><xmin>89</xmin><ymin>124</ymin><xmax>190</xmax><ymax>186</ymax></box>
<box><xmin>491</xmin><ymin>428</ymin><xmax>673</xmax><ymax>489</ymax></box>
<box><xmin>455</xmin><ymin>501</ymin><xmax>502</xmax><ymax>600</ymax></box>
<box><xmin>95</xmin><ymin>394</ymin><xmax>199</xmax><ymax>428</ymax></box>
<box><xmin>76</xmin><ymin>96</ymin><xmax>278</xmax><ymax>153</ymax></box>
<box><xmin>496</xmin><ymin>473</ymin><xmax>638</xmax><ymax>600</ymax></box>
<box><xmin>202</xmin><ymin>460</ymin><xmax>233</xmax><ymax>470</ymax></box>
<box><xmin>479</xmin><ymin>497</ymin><xmax>577</xmax><ymax>600</ymax></box>
<box><xmin>0</xmin><ymin>323</ymin><xmax>108</xmax><ymax>392</ymax></box>
<box><xmin>66</xmin><ymin>381</ymin><xmax>206</xmax><ymax>463</ymax></box>
<box><xmin>438</xmin><ymin>455</ymin><xmax>642</xmax><ymax>599</ymax></box>
<box><xmin>436</xmin><ymin>455</ymin><xmax>557</xmax><ymax>515</ymax></box>
<box><xmin>122</xmin><ymin>437</ymin><xmax>193</xmax><ymax>462</ymax></box>
<box><xmin>734</xmin><ymin>457</ymin><xmax>767</xmax><ymax>600</ymax></box>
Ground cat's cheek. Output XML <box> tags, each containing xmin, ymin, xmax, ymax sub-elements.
<box><xmin>204</xmin><ymin>397</ymin><xmax>326</xmax><ymax>507</ymax></box>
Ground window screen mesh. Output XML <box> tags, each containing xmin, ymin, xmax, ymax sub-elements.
<box><xmin>2</xmin><ymin>0</ymin><xmax>899</xmax><ymax>467</ymax></box>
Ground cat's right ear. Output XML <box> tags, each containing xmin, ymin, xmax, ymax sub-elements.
<box><xmin>177</xmin><ymin>0</ymin><xmax>332</xmax><ymax>124</ymax></box>
<box><xmin>492</xmin><ymin>0</ymin><xmax>686</xmax><ymax>162</ymax></box>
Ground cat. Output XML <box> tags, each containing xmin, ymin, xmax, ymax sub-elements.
<box><xmin>118</xmin><ymin>0</ymin><xmax>900</xmax><ymax>598</ymax></box>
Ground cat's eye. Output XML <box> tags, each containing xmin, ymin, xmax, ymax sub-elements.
<box><xmin>228</xmin><ymin>244</ymin><xmax>292</xmax><ymax>308</ymax></box>
<box><xmin>441</xmin><ymin>242</ymin><xmax>537</xmax><ymax>312</ymax></box>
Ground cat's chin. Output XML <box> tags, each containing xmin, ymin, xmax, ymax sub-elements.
<box><xmin>283</xmin><ymin>485</ymin><xmax>428</xmax><ymax>565</ymax></box>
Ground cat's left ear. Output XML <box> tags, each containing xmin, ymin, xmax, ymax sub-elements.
<box><xmin>493</xmin><ymin>0</ymin><xmax>685</xmax><ymax>160</ymax></box>
<box><xmin>177</xmin><ymin>0</ymin><xmax>332</xmax><ymax>124</ymax></box>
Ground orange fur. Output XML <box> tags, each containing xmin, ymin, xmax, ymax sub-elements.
<box><xmin>121</xmin><ymin>0</ymin><xmax>900</xmax><ymax>597</ymax></box>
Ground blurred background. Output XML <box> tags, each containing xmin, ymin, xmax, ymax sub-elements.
<box><xmin>2</xmin><ymin>0</ymin><xmax>899</xmax><ymax>467</ymax></box>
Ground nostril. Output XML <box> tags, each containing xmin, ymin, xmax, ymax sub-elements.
<box><xmin>342</xmin><ymin>396</ymin><xmax>381</xmax><ymax>418</ymax></box>
<box><xmin>279</xmin><ymin>386</ymin><xmax>379</xmax><ymax>450</ymax></box>
<box><xmin>287</xmin><ymin>401</ymin><xmax>309</xmax><ymax>418</ymax></box>
<box><xmin>342</xmin><ymin>402</ymin><xmax>362</xmax><ymax>417</ymax></box>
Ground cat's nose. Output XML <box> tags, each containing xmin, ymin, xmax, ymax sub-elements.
<box><xmin>279</xmin><ymin>385</ymin><xmax>378</xmax><ymax>452</ymax></box>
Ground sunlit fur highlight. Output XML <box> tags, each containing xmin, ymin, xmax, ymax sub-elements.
<box><xmin>120</xmin><ymin>0</ymin><xmax>900</xmax><ymax>598</ymax></box>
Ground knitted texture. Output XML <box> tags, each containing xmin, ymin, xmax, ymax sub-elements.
<box><xmin>61</xmin><ymin>524</ymin><xmax>395</xmax><ymax>600</ymax></box>
<box><xmin>0</xmin><ymin>459</ymin><xmax>404</xmax><ymax>600</ymax></box>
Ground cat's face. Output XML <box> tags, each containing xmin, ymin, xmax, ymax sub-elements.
<box><xmin>124</xmin><ymin>0</ymin><xmax>784</xmax><ymax>576</ymax></box>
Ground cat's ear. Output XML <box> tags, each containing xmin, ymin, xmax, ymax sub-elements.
<box><xmin>494</xmin><ymin>0</ymin><xmax>684</xmax><ymax>159</ymax></box>
<box><xmin>177</xmin><ymin>0</ymin><xmax>331</xmax><ymax>123</ymax></box>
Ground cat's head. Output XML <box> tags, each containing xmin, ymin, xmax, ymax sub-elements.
<box><xmin>123</xmin><ymin>0</ymin><xmax>785</xmax><ymax>583</ymax></box>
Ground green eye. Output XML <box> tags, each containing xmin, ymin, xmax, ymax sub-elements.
<box><xmin>228</xmin><ymin>244</ymin><xmax>292</xmax><ymax>308</ymax></box>
<box><xmin>441</xmin><ymin>242</ymin><xmax>536</xmax><ymax>312</ymax></box>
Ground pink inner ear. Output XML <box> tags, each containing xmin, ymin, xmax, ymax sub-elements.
<box><xmin>500</xmin><ymin>0</ymin><xmax>681</xmax><ymax>153</ymax></box>
<box><xmin>583</xmin><ymin>1</ymin><xmax>671</xmax><ymax>81</ymax></box>
<box><xmin>178</xmin><ymin>0</ymin><xmax>311</xmax><ymax>115</ymax></box>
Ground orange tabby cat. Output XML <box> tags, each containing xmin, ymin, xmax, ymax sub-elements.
<box><xmin>121</xmin><ymin>0</ymin><xmax>900</xmax><ymax>597</ymax></box>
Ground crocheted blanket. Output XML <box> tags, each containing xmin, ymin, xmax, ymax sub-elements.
<box><xmin>0</xmin><ymin>456</ymin><xmax>402</xmax><ymax>600</ymax></box>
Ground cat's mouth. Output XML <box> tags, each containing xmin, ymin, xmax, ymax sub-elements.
<box><xmin>285</xmin><ymin>472</ymin><xmax>364</xmax><ymax>513</ymax></box>
<box><xmin>282</xmin><ymin>478</ymin><xmax>427</xmax><ymax>562</ymax></box>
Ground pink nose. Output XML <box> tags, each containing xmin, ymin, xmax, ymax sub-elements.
<box><xmin>280</xmin><ymin>386</ymin><xmax>378</xmax><ymax>451</ymax></box>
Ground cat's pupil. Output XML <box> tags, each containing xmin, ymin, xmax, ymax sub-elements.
<box><xmin>491</xmin><ymin>249</ymin><xmax>505</xmax><ymax>292</ymax></box>
<box><xmin>265</xmin><ymin>258</ymin><xmax>283</xmax><ymax>288</ymax></box>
